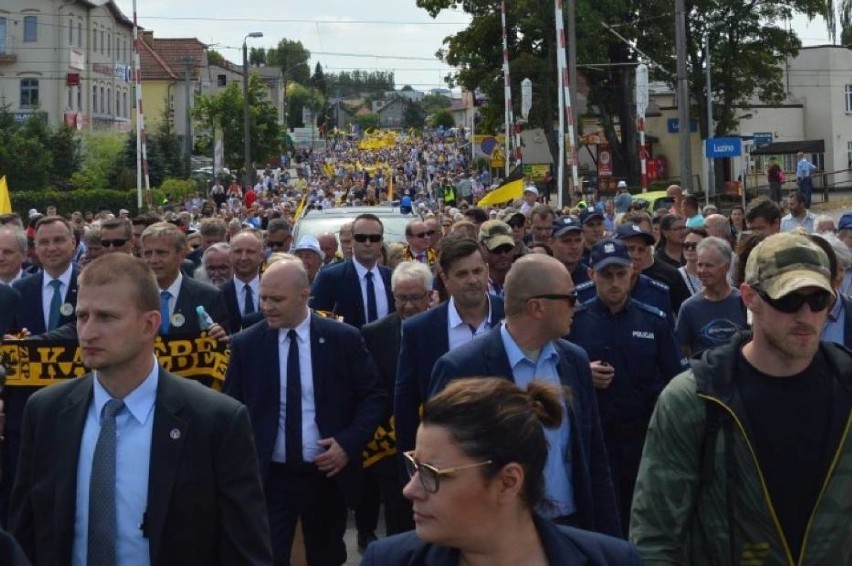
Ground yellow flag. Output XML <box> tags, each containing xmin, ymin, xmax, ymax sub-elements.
<box><xmin>0</xmin><ymin>176</ymin><xmax>12</xmax><ymax>214</ymax></box>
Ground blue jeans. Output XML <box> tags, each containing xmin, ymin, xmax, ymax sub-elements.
<box><xmin>798</xmin><ymin>176</ymin><xmax>813</xmax><ymax>207</ymax></box>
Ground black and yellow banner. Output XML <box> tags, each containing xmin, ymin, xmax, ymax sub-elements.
<box><xmin>0</xmin><ymin>333</ymin><xmax>230</xmax><ymax>389</ymax></box>
<box><xmin>362</xmin><ymin>417</ymin><xmax>396</xmax><ymax>468</ymax></box>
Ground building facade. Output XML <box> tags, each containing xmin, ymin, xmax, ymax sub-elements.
<box><xmin>0</xmin><ymin>0</ymin><xmax>134</xmax><ymax>131</ymax></box>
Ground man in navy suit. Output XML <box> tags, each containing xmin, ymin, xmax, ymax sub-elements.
<box><xmin>310</xmin><ymin>213</ymin><xmax>394</xmax><ymax>328</ymax></box>
<box><xmin>220</xmin><ymin>230</ymin><xmax>263</xmax><ymax>334</ymax></box>
<box><xmin>3</xmin><ymin>216</ymin><xmax>81</xmax><ymax>525</ymax></box>
<box><xmin>394</xmin><ymin>236</ymin><xmax>505</xmax><ymax>463</ymax></box>
<box><xmin>225</xmin><ymin>256</ymin><xmax>386</xmax><ymax>565</ymax></box>
<box><xmin>429</xmin><ymin>254</ymin><xmax>621</xmax><ymax>537</ymax></box>
<box><xmin>140</xmin><ymin>222</ymin><xmax>229</xmax><ymax>339</ymax></box>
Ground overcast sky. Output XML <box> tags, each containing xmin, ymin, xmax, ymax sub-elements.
<box><xmin>113</xmin><ymin>0</ymin><xmax>835</xmax><ymax>92</ymax></box>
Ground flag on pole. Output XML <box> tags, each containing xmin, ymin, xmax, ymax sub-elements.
<box><xmin>0</xmin><ymin>176</ymin><xmax>12</xmax><ymax>214</ymax></box>
<box><xmin>476</xmin><ymin>166</ymin><xmax>526</xmax><ymax>207</ymax></box>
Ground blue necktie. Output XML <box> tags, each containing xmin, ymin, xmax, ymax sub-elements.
<box><xmin>88</xmin><ymin>399</ymin><xmax>124</xmax><ymax>566</ymax></box>
<box><xmin>285</xmin><ymin>330</ymin><xmax>302</xmax><ymax>463</ymax></box>
<box><xmin>365</xmin><ymin>271</ymin><xmax>378</xmax><ymax>323</ymax></box>
<box><xmin>160</xmin><ymin>291</ymin><xmax>171</xmax><ymax>334</ymax></box>
<box><xmin>48</xmin><ymin>279</ymin><xmax>63</xmax><ymax>330</ymax></box>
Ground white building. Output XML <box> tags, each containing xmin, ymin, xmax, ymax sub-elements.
<box><xmin>0</xmin><ymin>0</ymin><xmax>135</xmax><ymax>131</ymax></box>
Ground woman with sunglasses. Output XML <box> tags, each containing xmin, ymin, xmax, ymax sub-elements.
<box><xmin>678</xmin><ymin>228</ymin><xmax>707</xmax><ymax>297</ymax></box>
<box><xmin>362</xmin><ymin>377</ymin><xmax>641</xmax><ymax>566</ymax></box>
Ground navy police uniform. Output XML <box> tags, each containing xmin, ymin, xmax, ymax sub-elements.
<box><xmin>575</xmin><ymin>274</ymin><xmax>675</xmax><ymax>326</ymax></box>
<box><xmin>569</xmin><ymin>296</ymin><xmax>685</xmax><ymax>534</ymax></box>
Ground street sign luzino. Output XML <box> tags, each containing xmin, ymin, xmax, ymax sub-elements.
<box><xmin>705</xmin><ymin>137</ymin><xmax>742</xmax><ymax>159</ymax></box>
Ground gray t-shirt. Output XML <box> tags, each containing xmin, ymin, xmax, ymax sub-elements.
<box><xmin>676</xmin><ymin>289</ymin><xmax>748</xmax><ymax>354</ymax></box>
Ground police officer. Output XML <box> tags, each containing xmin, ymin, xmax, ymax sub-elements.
<box><xmin>575</xmin><ymin>224</ymin><xmax>675</xmax><ymax>324</ymax></box>
<box><xmin>569</xmin><ymin>238</ymin><xmax>685</xmax><ymax>535</ymax></box>
<box><xmin>550</xmin><ymin>216</ymin><xmax>590</xmax><ymax>286</ymax></box>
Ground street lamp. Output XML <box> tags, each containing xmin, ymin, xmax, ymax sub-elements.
<box><xmin>243</xmin><ymin>31</ymin><xmax>263</xmax><ymax>189</ymax></box>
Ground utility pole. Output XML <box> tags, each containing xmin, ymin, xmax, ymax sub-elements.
<box><xmin>675</xmin><ymin>0</ymin><xmax>693</xmax><ymax>189</ymax></box>
<box><xmin>181</xmin><ymin>55</ymin><xmax>195</xmax><ymax>178</ymax></box>
<box><xmin>242</xmin><ymin>32</ymin><xmax>263</xmax><ymax>189</ymax></box>
<box><xmin>705</xmin><ymin>36</ymin><xmax>714</xmax><ymax>204</ymax></box>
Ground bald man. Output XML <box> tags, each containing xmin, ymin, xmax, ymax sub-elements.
<box><xmin>704</xmin><ymin>214</ymin><xmax>732</xmax><ymax>241</ymax></box>
<box><xmin>429</xmin><ymin>254</ymin><xmax>620</xmax><ymax>537</ymax></box>
<box><xmin>224</xmin><ymin>256</ymin><xmax>386</xmax><ymax>565</ymax></box>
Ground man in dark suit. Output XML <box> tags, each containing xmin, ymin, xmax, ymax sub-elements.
<box><xmin>310</xmin><ymin>213</ymin><xmax>394</xmax><ymax>328</ymax></box>
<box><xmin>429</xmin><ymin>254</ymin><xmax>621</xmax><ymax>538</ymax></box>
<box><xmin>3</xmin><ymin>216</ymin><xmax>81</xmax><ymax>525</ymax></box>
<box><xmin>140</xmin><ymin>222</ymin><xmax>229</xmax><ymax>338</ymax></box>
<box><xmin>357</xmin><ymin>261</ymin><xmax>433</xmax><ymax>549</ymax></box>
<box><xmin>220</xmin><ymin>230</ymin><xmax>263</xmax><ymax>334</ymax></box>
<box><xmin>0</xmin><ymin>285</ymin><xmax>20</xmax><ymax>336</ymax></box>
<box><xmin>9</xmin><ymin>253</ymin><xmax>272</xmax><ymax>565</ymax></box>
<box><xmin>395</xmin><ymin>236</ymin><xmax>505</xmax><ymax>463</ymax></box>
<box><xmin>225</xmin><ymin>256</ymin><xmax>386</xmax><ymax>565</ymax></box>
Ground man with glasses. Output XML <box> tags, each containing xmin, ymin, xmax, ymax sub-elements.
<box><xmin>500</xmin><ymin>209</ymin><xmax>530</xmax><ymax>258</ymax></box>
<box><xmin>631</xmin><ymin>232</ymin><xmax>852</xmax><ymax>565</ymax></box>
<box><xmin>199</xmin><ymin>242</ymin><xmax>232</xmax><ymax>286</ymax></box>
<box><xmin>311</xmin><ymin>214</ymin><xmax>395</xmax><ymax>329</ymax></box>
<box><xmin>357</xmin><ymin>261</ymin><xmax>433</xmax><ymax>550</ymax></box>
<box><xmin>395</xmin><ymin>236</ymin><xmax>505</xmax><ymax>478</ymax></box>
<box><xmin>570</xmin><ymin>238</ymin><xmax>684</xmax><ymax>534</ymax></box>
<box><xmin>402</xmin><ymin>220</ymin><xmax>437</xmax><ymax>266</ymax></box>
<box><xmin>98</xmin><ymin>218</ymin><xmax>134</xmax><ymax>256</ymax></box>
<box><xmin>264</xmin><ymin>218</ymin><xmax>293</xmax><ymax>257</ymax></box>
<box><xmin>429</xmin><ymin>254</ymin><xmax>620</xmax><ymax>537</ymax></box>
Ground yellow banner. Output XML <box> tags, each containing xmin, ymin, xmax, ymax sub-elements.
<box><xmin>0</xmin><ymin>176</ymin><xmax>11</xmax><ymax>215</ymax></box>
<box><xmin>1</xmin><ymin>333</ymin><xmax>230</xmax><ymax>389</ymax></box>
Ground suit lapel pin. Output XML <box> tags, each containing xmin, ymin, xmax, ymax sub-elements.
<box><xmin>171</xmin><ymin>313</ymin><xmax>185</xmax><ymax>327</ymax></box>
<box><xmin>60</xmin><ymin>303</ymin><xmax>74</xmax><ymax>316</ymax></box>
<box><xmin>318</xmin><ymin>337</ymin><xmax>325</xmax><ymax>344</ymax></box>
<box><xmin>170</xmin><ymin>428</ymin><xmax>181</xmax><ymax>440</ymax></box>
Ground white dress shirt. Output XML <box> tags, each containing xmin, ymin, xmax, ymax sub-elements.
<box><xmin>447</xmin><ymin>296</ymin><xmax>494</xmax><ymax>351</ymax></box>
<box><xmin>41</xmin><ymin>264</ymin><xmax>74</xmax><ymax>329</ymax></box>
<box><xmin>352</xmin><ymin>259</ymin><xmax>389</xmax><ymax>321</ymax></box>
<box><xmin>272</xmin><ymin>312</ymin><xmax>322</xmax><ymax>463</ymax></box>
<box><xmin>234</xmin><ymin>275</ymin><xmax>260</xmax><ymax>316</ymax></box>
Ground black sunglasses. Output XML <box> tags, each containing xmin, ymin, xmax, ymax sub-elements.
<box><xmin>527</xmin><ymin>292</ymin><xmax>578</xmax><ymax>306</ymax></box>
<box><xmin>683</xmin><ymin>242</ymin><xmax>699</xmax><ymax>251</ymax></box>
<box><xmin>100</xmin><ymin>238</ymin><xmax>128</xmax><ymax>248</ymax></box>
<box><xmin>353</xmin><ymin>233</ymin><xmax>382</xmax><ymax>243</ymax></box>
<box><xmin>411</xmin><ymin>230</ymin><xmax>436</xmax><ymax>239</ymax></box>
<box><xmin>754</xmin><ymin>287</ymin><xmax>832</xmax><ymax>314</ymax></box>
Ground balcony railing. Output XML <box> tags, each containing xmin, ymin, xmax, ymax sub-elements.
<box><xmin>0</xmin><ymin>37</ymin><xmax>17</xmax><ymax>63</ymax></box>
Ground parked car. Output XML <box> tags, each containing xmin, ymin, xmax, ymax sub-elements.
<box><xmin>292</xmin><ymin>205</ymin><xmax>417</xmax><ymax>245</ymax></box>
<box><xmin>633</xmin><ymin>190</ymin><xmax>674</xmax><ymax>214</ymax></box>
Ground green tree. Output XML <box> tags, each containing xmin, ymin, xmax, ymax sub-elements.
<box><xmin>0</xmin><ymin>105</ymin><xmax>72</xmax><ymax>191</ymax></box>
<box><xmin>403</xmin><ymin>100</ymin><xmax>427</xmax><ymax>128</ymax></box>
<box><xmin>285</xmin><ymin>83</ymin><xmax>325</xmax><ymax>129</ymax></box>
<box><xmin>421</xmin><ymin>93</ymin><xmax>452</xmax><ymax>116</ymax></box>
<box><xmin>47</xmin><ymin>125</ymin><xmax>81</xmax><ymax>190</ymax></box>
<box><xmin>431</xmin><ymin>109</ymin><xmax>455</xmax><ymax>129</ymax></box>
<box><xmin>193</xmin><ymin>74</ymin><xmax>281</xmax><ymax>171</ymax></box>
<box><xmin>249</xmin><ymin>47</ymin><xmax>266</xmax><ymax>67</ymax></box>
<box><xmin>350</xmin><ymin>113</ymin><xmax>380</xmax><ymax>131</ymax></box>
<box><xmin>207</xmin><ymin>49</ymin><xmax>225</xmax><ymax>67</ymax></box>
<box><xmin>418</xmin><ymin>0</ymin><xmax>828</xmax><ymax>185</ymax></box>
<box><xmin>311</xmin><ymin>62</ymin><xmax>328</xmax><ymax>97</ymax></box>
<box><xmin>325</xmin><ymin>70</ymin><xmax>395</xmax><ymax>97</ymax></box>
<box><xmin>69</xmin><ymin>132</ymin><xmax>127</xmax><ymax>190</ymax></box>
<box><xmin>267</xmin><ymin>39</ymin><xmax>311</xmax><ymax>85</ymax></box>
<box><xmin>151</xmin><ymin>101</ymin><xmax>186</xmax><ymax>180</ymax></box>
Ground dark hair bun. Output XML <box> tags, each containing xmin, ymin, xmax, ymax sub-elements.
<box><xmin>526</xmin><ymin>381</ymin><xmax>564</xmax><ymax>429</ymax></box>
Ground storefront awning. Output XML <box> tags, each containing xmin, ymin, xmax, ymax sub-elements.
<box><xmin>750</xmin><ymin>139</ymin><xmax>824</xmax><ymax>156</ymax></box>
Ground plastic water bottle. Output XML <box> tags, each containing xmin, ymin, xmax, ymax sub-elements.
<box><xmin>196</xmin><ymin>305</ymin><xmax>215</xmax><ymax>330</ymax></box>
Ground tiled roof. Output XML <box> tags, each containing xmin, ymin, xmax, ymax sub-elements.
<box><xmin>139</xmin><ymin>33</ymin><xmax>206</xmax><ymax>82</ymax></box>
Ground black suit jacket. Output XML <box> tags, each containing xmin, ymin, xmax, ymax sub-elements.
<box><xmin>167</xmin><ymin>276</ymin><xmax>230</xmax><ymax>336</ymax></box>
<box><xmin>394</xmin><ymin>297</ymin><xmax>505</xmax><ymax>456</ymax></box>
<box><xmin>429</xmin><ymin>327</ymin><xmax>621</xmax><ymax>537</ymax></box>
<box><xmin>361</xmin><ymin>313</ymin><xmax>402</xmax><ymax>422</ymax></box>
<box><xmin>0</xmin><ymin>285</ymin><xmax>21</xmax><ymax>336</ymax></box>
<box><xmin>224</xmin><ymin>314</ymin><xmax>387</xmax><ymax>506</ymax></box>
<box><xmin>310</xmin><ymin>260</ymin><xmax>395</xmax><ymax>329</ymax></box>
<box><xmin>9</xmin><ymin>368</ymin><xmax>273</xmax><ymax>565</ymax></box>
<box><xmin>11</xmin><ymin>268</ymin><xmax>81</xmax><ymax>335</ymax></box>
<box><xmin>362</xmin><ymin>514</ymin><xmax>641</xmax><ymax>565</ymax></box>
<box><xmin>219</xmin><ymin>278</ymin><xmax>261</xmax><ymax>335</ymax></box>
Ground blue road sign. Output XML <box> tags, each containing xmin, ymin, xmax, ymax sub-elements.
<box><xmin>706</xmin><ymin>137</ymin><xmax>742</xmax><ymax>158</ymax></box>
<box><xmin>667</xmin><ymin>118</ymin><xmax>698</xmax><ymax>133</ymax></box>
<box><xmin>753</xmin><ymin>132</ymin><xmax>773</xmax><ymax>148</ymax></box>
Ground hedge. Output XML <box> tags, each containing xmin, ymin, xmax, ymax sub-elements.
<box><xmin>9</xmin><ymin>179</ymin><xmax>200</xmax><ymax>217</ymax></box>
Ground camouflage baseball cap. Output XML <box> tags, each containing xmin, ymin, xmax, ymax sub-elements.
<box><xmin>479</xmin><ymin>220</ymin><xmax>515</xmax><ymax>251</ymax></box>
<box><xmin>745</xmin><ymin>233</ymin><xmax>834</xmax><ymax>299</ymax></box>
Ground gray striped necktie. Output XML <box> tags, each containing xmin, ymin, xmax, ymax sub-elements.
<box><xmin>88</xmin><ymin>398</ymin><xmax>124</xmax><ymax>566</ymax></box>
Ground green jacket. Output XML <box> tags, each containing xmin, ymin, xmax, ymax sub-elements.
<box><xmin>630</xmin><ymin>333</ymin><xmax>852</xmax><ymax>565</ymax></box>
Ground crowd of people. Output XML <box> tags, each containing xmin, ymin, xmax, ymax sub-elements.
<box><xmin>0</xmin><ymin>127</ymin><xmax>850</xmax><ymax>566</ymax></box>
